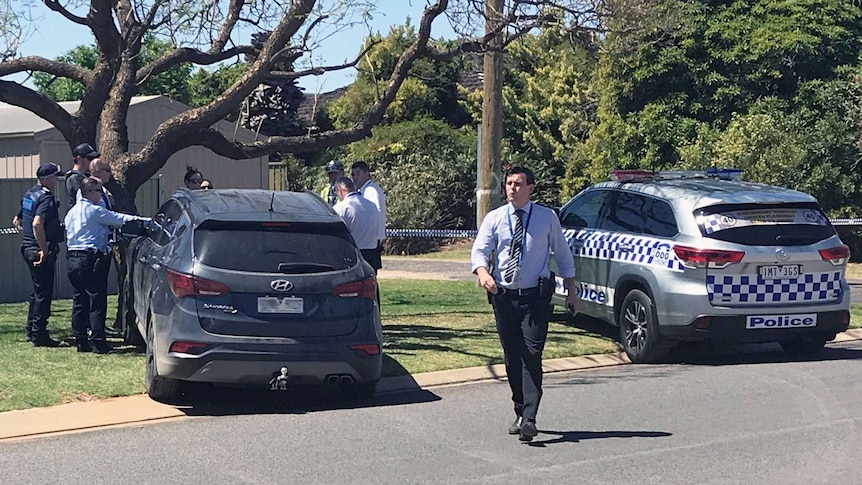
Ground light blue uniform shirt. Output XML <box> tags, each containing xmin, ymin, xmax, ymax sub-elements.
<box><xmin>471</xmin><ymin>201</ymin><xmax>576</xmax><ymax>289</ymax></box>
<box><xmin>65</xmin><ymin>196</ymin><xmax>146</xmax><ymax>253</ymax></box>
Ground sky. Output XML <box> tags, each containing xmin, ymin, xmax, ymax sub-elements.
<box><xmin>14</xmin><ymin>1</ymin><xmax>460</xmax><ymax>93</ymax></box>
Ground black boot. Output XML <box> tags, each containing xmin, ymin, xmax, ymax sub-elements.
<box><xmin>31</xmin><ymin>334</ymin><xmax>61</xmax><ymax>347</ymax></box>
<box><xmin>76</xmin><ymin>338</ymin><xmax>92</xmax><ymax>353</ymax></box>
<box><xmin>91</xmin><ymin>339</ymin><xmax>111</xmax><ymax>354</ymax></box>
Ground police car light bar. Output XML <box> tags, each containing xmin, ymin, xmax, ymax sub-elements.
<box><xmin>609</xmin><ymin>168</ymin><xmax>743</xmax><ymax>183</ymax></box>
<box><xmin>609</xmin><ymin>170</ymin><xmax>655</xmax><ymax>182</ymax></box>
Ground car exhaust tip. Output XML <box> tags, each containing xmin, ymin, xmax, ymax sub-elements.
<box><xmin>326</xmin><ymin>375</ymin><xmax>340</xmax><ymax>385</ymax></box>
<box><xmin>339</xmin><ymin>375</ymin><xmax>354</xmax><ymax>386</ymax></box>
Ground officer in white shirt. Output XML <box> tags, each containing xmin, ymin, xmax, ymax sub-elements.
<box><xmin>350</xmin><ymin>161</ymin><xmax>386</xmax><ymax>269</ymax></box>
<box><xmin>333</xmin><ymin>177</ymin><xmax>380</xmax><ymax>267</ymax></box>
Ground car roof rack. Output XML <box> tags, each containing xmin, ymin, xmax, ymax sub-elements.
<box><xmin>609</xmin><ymin>168</ymin><xmax>742</xmax><ymax>183</ymax></box>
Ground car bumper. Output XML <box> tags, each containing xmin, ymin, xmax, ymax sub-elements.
<box><xmin>155</xmin><ymin>341</ymin><xmax>383</xmax><ymax>386</ymax></box>
<box><xmin>661</xmin><ymin>310</ymin><xmax>850</xmax><ymax>344</ymax></box>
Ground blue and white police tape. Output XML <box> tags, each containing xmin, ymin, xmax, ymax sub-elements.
<box><xmin>2</xmin><ymin>219</ymin><xmax>862</xmax><ymax>238</ymax></box>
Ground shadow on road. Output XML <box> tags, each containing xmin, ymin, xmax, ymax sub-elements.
<box><xmin>672</xmin><ymin>341</ymin><xmax>862</xmax><ymax>366</ymax></box>
<box><xmin>166</xmin><ymin>354</ymin><xmax>441</xmax><ymax>417</ymax></box>
<box><xmin>527</xmin><ymin>430</ymin><xmax>673</xmax><ymax>447</ymax></box>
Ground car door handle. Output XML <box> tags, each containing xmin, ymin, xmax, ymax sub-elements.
<box><xmin>619</xmin><ymin>243</ymin><xmax>633</xmax><ymax>252</ymax></box>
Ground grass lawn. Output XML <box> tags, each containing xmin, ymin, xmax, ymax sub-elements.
<box><xmin>846</xmin><ymin>263</ymin><xmax>862</xmax><ymax>280</ymax></box>
<box><xmin>0</xmin><ymin>280</ymin><xmax>618</xmax><ymax>412</ymax></box>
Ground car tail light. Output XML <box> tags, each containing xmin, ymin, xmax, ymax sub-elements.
<box><xmin>350</xmin><ymin>343</ymin><xmax>381</xmax><ymax>356</ymax></box>
<box><xmin>166</xmin><ymin>269</ymin><xmax>230</xmax><ymax>298</ymax></box>
<box><xmin>169</xmin><ymin>341</ymin><xmax>208</xmax><ymax>354</ymax></box>
<box><xmin>673</xmin><ymin>245</ymin><xmax>745</xmax><ymax>269</ymax></box>
<box><xmin>819</xmin><ymin>245</ymin><xmax>850</xmax><ymax>266</ymax></box>
<box><xmin>332</xmin><ymin>277</ymin><xmax>377</xmax><ymax>300</ymax></box>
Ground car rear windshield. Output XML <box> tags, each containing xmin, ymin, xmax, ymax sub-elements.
<box><xmin>695</xmin><ymin>202</ymin><xmax>836</xmax><ymax>246</ymax></box>
<box><xmin>193</xmin><ymin>221</ymin><xmax>358</xmax><ymax>273</ymax></box>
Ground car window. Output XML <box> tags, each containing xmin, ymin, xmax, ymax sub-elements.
<box><xmin>695</xmin><ymin>202</ymin><xmax>836</xmax><ymax>246</ymax></box>
<box><xmin>193</xmin><ymin>221</ymin><xmax>358</xmax><ymax>273</ymax></box>
<box><xmin>600</xmin><ymin>191</ymin><xmax>647</xmax><ymax>234</ymax></box>
<box><xmin>149</xmin><ymin>200</ymin><xmax>183</xmax><ymax>246</ymax></box>
<box><xmin>560</xmin><ymin>190</ymin><xmax>609</xmax><ymax>228</ymax></box>
<box><xmin>644</xmin><ymin>199</ymin><xmax>678</xmax><ymax>237</ymax></box>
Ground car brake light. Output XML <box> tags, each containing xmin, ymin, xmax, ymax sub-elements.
<box><xmin>169</xmin><ymin>341</ymin><xmax>208</xmax><ymax>354</ymax></box>
<box><xmin>819</xmin><ymin>245</ymin><xmax>850</xmax><ymax>265</ymax></box>
<box><xmin>673</xmin><ymin>245</ymin><xmax>745</xmax><ymax>269</ymax></box>
<box><xmin>332</xmin><ymin>277</ymin><xmax>377</xmax><ymax>300</ymax></box>
<box><xmin>609</xmin><ymin>170</ymin><xmax>655</xmax><ymax>182</ymax></box>
<box><xmin>166</xmin><ymin>269</ymin><xmax>230</xmax><ymax>298</ymax></box>
<box><xmin>350</xmin><ymin>344</ymin><xmax>381</xmax><ymax>356</ymax></box>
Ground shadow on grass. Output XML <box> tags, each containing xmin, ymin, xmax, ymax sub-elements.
<box><xmin>551</xmin><ymin>311</ymin><xmax>619</xmax><ymax>342</ymax></box>
<box><xmin>170</xmin><ymin>354</ymin><xmax>441</xmax><ymax>418</ymax></box>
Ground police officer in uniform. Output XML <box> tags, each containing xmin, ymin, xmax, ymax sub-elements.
<box><xmin>471</xmin><ymin>166</ymin><xmax>579</xmax><ymax>441</ymax></box>
<box><xmin>66</xmin><ymin>143</ymin><xmax>99</xmax><ymax>208</ymax></box>
<box><xmin>19</xmin><ymin>163</ymin><xmax>66</xmax><ymax>347</ymax></box>
<box><xmin>319</xmin><ymin>160</ymin><xmax>345</xmax><ymax>206</ymax></box>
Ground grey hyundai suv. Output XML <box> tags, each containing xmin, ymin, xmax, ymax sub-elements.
<box><xmin>553</xmin><ymin>169</ymin><xmax>852</xmax><ymax>363</ymax></box>
<box><xmin>121</xmin><ymin>189</ymin><xmax>382</xmax><ymax>402</ymax></box>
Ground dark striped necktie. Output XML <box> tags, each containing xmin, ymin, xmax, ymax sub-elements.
<box><xmin>503</xmin><ymin>209</ymin><xmax>524</xmax><ymax>283</ymax></box>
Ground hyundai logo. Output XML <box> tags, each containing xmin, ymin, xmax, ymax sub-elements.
<box><xmin>270</xmin><ymin>279</ymin><xmax>293</xmax><ymax>292</ymax></box>
<box><xmin>776</xmin><ymin>249</ymin><xmax>791</xmax><ymax>262</ymax></box>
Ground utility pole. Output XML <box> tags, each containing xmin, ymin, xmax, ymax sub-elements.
<box><xmin>477</xmin><ymin>0</ymin><xmax>504</xmax><ymax>226</ymax></box>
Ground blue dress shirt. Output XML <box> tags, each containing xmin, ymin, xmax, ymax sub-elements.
<box><xmin>64</xmin><ymin>196</ymin><xmax>147</xmax><ymax>253</ymax></box>
<box><xmin>471</xmin><ymin>201</ymin><xmax>576</xmax><ymax>289</ymax></box>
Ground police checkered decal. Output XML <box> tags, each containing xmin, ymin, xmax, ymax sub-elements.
<box><xmin>707</xmin><ymin>271</ymin><xmax>842</xmax><ymax>306</ymax></box>
<box><xmin>564</xmin><ymin>229</ymin><xmax>685</xmax><ymax>272</ymax></box>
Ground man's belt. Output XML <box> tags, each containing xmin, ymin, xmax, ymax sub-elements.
<box><xmin>497</xmin><ymin>286</ymin><xmax>539</xmax><ymax>297</ymax></box>
<box><xmin>68</xmin><ymin>249</ymin><xmax>109</xmax><ymax>256</ymax></box>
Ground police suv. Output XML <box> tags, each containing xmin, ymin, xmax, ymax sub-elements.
<box><xmin>553</xmin><ymin>169</ymin><xmax>852</xmax><ymax>363</ymax></box>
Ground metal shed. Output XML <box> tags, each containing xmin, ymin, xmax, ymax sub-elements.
<box><xmin>0</xmin><ymin>95</ymin><xmax>270</xmax><ymax>304</ymax></box>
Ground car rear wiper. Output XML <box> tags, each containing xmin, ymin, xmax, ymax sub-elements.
<box><xmin>775</xmin><ymin>234</ymin><xmax>812</xmax><ymax>243</ymax></box>
<box><xmin>277</xmin><ymin>262</ymin><xmax>336</xmax><ymax>273</ymax></box>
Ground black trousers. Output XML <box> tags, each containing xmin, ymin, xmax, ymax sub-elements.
<box><xmin>490</xmin><ymin>292</ymin><xmax>551</xmax><ymax>422</ymax></box>
<box><xmin>67</xmin><ymin>251</ymin><xmax>112</xmax><ymax>341</ymax></box>
<box><xmin>21</xmin><ymin>246</ymin><xmax>57</xmax><ymax>340</ymax></box>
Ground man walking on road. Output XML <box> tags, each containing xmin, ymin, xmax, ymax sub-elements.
<box><xmin>471</xmin><ymin>166</ymin><xmax>579</xmax><ymax>441</ymax></box>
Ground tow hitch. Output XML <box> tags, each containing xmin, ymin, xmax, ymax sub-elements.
<box><xmin>269</xmin><ymin>367</ymin><xmax>289</xmax><ymax>391</ymax></box>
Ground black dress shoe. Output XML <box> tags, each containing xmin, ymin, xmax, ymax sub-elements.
<box><xmin>508</xmin><ymin>416</ymin><xmax>523</xmax><ymax>435</ymax></box>
<box><xmin>104</xmin><ymin>327</ymin><xmax>122</xmax><ymax>338</ymax></box>
<box><xmin>76</xmin><ymin>338</ymin><xmax>92</xmax><ymax>353</ymax></box>
<box><xmin>91</xmin><ymin>340</ymin><xmax>112</xmax><ymax>354</ymax></box>
<box><xmin>31</xmin><ymin>336</ymin><xmax>61</xmax><ymax>347</ymax></box>
<box><xmin>519</xmin><ymin>420</ymin><xmax>538</xmax><ymax>442</ymax></box>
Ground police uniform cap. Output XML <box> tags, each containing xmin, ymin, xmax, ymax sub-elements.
<box><xmin>72</xmin><ymin>143</ymin><xmax>100</xmax><ymax>159</ymax></box>
<box><xmin>325</xmin><ymin>160</ymin><xmax>345</xmax><ymax>173</ymax></box>
<box><xmin>36</xmin><ymin>163</ymin><xmax>65</xmax><ymax>178</ymax></box>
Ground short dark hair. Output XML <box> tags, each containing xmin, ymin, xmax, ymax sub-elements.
<box><xmin>350</xmin><ymin>161</ymin><xmax>371</xmax><ymax>173</ymax></box>
<box><xmin>80</xmin><ymin>176</ymin><xmax>103</xmax><ymax>193</ymax></box>
<box><xmin>334</xmin><ymin>176</ymin><xmax>356</xmax><ymax>192</ymax></box>
<box><xmin>506</xmin><ymin>166</ymin><xmax>535</xmax><ymax>185</ymax></box>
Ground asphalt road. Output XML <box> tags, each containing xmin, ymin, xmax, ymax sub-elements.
<box><xmin>2</xmin><ymin>340</ymin><xmax>861</xmax><ymax>484</ymax></box>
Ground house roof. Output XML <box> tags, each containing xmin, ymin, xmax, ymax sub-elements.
<box><xmin>294</xmin><ymin>86</ymin><xmax>350</xmax><ymax>127</ymax></box>
<box><xmin>0</xmin><ymin>96</ymin><xmax>162</xmax><ymax>137</ymax></box>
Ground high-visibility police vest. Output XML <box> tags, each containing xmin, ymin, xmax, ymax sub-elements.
<box><xmin>19</xmin><ymin>185</ymin><xmax>62</xmax><ymax>249</ymax></box>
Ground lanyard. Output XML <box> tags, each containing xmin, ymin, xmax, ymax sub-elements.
<box><xmin>506</xmin><ymin>202</ymin><xmax>533</xmax><ymax>264</ymax></box>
